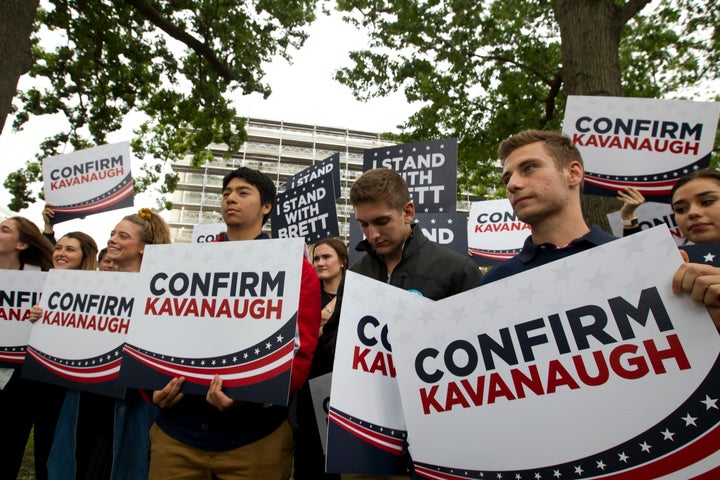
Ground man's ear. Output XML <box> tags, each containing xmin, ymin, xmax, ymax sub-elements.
<box><xmin>402</xmin><ymin>201</ymin><xmax>415</xmax><ymax>224</ymax></box>
<box><xmin>567</xmin><ymin>161</ymin><xmax>584</xmax><ymax>188</ymax></box>
<box><xmin>262</xmin><ymin>202</ymin><xmax>272</xmax><ymax>216</ymax></box>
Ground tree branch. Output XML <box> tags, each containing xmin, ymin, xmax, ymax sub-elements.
<box><xmin>540</xmin><ymin>70</ymin><xmax>563</xmax><ymax>129</ymax></box>
<box><xmin>123</xmin><ymin>0</ymin><xmax>237</xmax><ymax>83</ymax></box>
<box><xmin>616</xmin><ymin>0</ymin><xmax>652</xmax><ymax>27</ymax></box>
<box><xmin>478</xmin><ymin>53</ymin><xmax>555</xmax><ymax>86</ymax></box>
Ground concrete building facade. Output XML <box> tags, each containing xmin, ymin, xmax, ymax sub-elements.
<box><xmin>168</xmin><ymin>117</ymin><xmax>475</xmax><ymax>244</ymax></box>
<box><xmin>167</xmin><ymin>118</ymin><xmax>397</xmax><ymax>243</ymax></box>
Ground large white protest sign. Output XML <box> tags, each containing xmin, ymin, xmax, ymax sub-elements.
<box><xmin>327</xmin><ymin>272</ymin><xmax>430</xmax><ymax>475</ymax></box>
<box><xmin>607</xmin><ymin>201</ymin><xmax>686</xmax><ymax>245</ymax></box>
<box><xmin>23</xmin><ymin>270</ymin><xmax>136</xmax><ymax>398</ymax></box>
<box><xmin>385</xmin><ymin>227</ymin><xmax>720</xmax><ymax>478</ymax></box>
<box><xmin>563</xmin><ymin>96</ymin><xmax>720</xmax><ymax>200</ymax></box>
<box><xmin>43</xmin><ymin>141</ymin><xmax>134</xmax><ymax>223</ymax></box>
<box><xmin>119</xmin><ymin>239</ymin><xmax>305</xmax><ymax>406</ymax></box>
<box><xmin>467</xmin><ymin>199</ymin><xmax>530</xmax><ymax>266</ymax></box>
<box><xmin>0</xmin><ymin>271</ymin><xmax>46</xmax><ymax>368</ymax></box>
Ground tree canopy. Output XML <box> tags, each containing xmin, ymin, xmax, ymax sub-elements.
<box><xmin>334</xmin><ymin>0</ymin><xmax>720</xmax><ymax>205</ymax></box>
<box><xmin>2</xmin><ymin>0</ymin><xmax>317</xmax><ymax>211</ymax></box>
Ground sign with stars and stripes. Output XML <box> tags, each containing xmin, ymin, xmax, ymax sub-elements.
<box><xmin>0</xmin><ymin>271</ymin><xmax>47</xmax><ymax>368</ymax></box>
<box><xmin>385</xmin><ymin>226</ymin><xmax>720</xmax><ymax>479</ymax></box>
<box><xmin>118</xmin><ymin>238</ymin><xmax>305</xmax><ymax>406</ymax></box>
<box><xmin>679</xmin><ymin>242</ymin><xmax>720</xmax><ymax>267</ymax></box>
<box><xmin>22</xmin><ymin>270</ymin><xmax>136</xmax><ymax>398</ymax></box>
<box><xmin>43</xmin><ymin>141</ymin><xmax>135</xmax><ymax>224</ymax></box>
<box><xmin>272</xmin><ymin>174</ymin><xmax>340</xmax><ymax>244</ymax></box>
<box><xmin>562</xmin><ymin>96</ymin><xmax>720</xmax><ymax>202</ymax></box>
<box><xmin>467</xmin><ymin>199</ymin><xmax>531</xmax><ymax>266</ymax></box>
<box><xmin>364</xmin><ymin>138</ymin><xmax>458</xmax><ymax>214</ymax></box>
<box><xmin>327</xmin><ymin>271</ymin><xmax>431</xmax><ymax>475</ymax></box>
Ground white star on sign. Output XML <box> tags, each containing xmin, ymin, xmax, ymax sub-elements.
<box><xmin>701</xmin><ymin>395</ymin><xmax>718</xmax><ymax>410</ymax></box>
<box><xmin>682</xmin><ymin>413</ymin><xmax>698</xmax><ymax>426</ymax></box>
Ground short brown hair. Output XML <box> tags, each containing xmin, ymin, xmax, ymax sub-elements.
<box><xmin>498</xmin><ymin>130</ymin><xmax>583</xmax><ymax>170</ymax></box>
<box><xmin>349</xmin><ymin>168</ymin><xmax>411</xmax><ymax>211</ymax></box>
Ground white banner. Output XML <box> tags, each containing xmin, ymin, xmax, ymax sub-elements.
<box><xmin>191</xmin><ymin>223</ymin><xmax>226</xmax><ymax>243</ymax></box>
<box><xmin>327</xmin><ymin>272</ymin><xmax>430</xmax><ymax>474</ymax></box>
<box><xmin>386</xmin><ymin>227</ymin><xmax>720</xmax><ymax>478</ymax></box>
<box><xmin>607</xmin><ymin>201</ymin><xmax>686</xmax><ymax>245</ymax></box>
<box><xmin>467</xmin><ymin>199</ymin><xmax>530</xmax><ymax>265</ymax></box>
<box><xmin>43</xmin><ymin>141</ymin><xmax>134</xmax><ymax>223</ymax></box>
<box><xmin>119</xmin><ymin>239</ymin><xmax>305</xmax><ymax>406</ymax></box>
<box><xmin>0</xmin><ymin>271</ymin><xmax>46</xmax><ymax>367</ymax></box>
<box><xmin>562</xmin><ymin>96</ymin><xmax>720</xmax><ymax>199</ymax></box>
<box><xmin>24</xmin><ymin>270</ymin><xmax>136</xmax><ymax>397</ymax></box>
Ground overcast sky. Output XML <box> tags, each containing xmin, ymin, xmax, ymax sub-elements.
<box><xmin>0</xmin><ymin>8</ymin><xmax>417</xmax><ymax>244</ymax></box>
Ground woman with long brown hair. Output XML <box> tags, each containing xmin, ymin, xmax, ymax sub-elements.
<box><xmin>670</xmin><ymin>168</ymin><xmax>720</xmax><ymax>332</ymax></box>
<box><xmin>293</xmin><ymin>236</ymin><xmax>349</xmax><ymax>480</ymax></box>
<box><xmin>0</xmin><ymin>216</ymin><xmax>58</xmax><ymax>480</ymax></box>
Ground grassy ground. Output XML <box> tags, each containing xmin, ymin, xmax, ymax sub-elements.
<box><xmin>18</xmin><ymin>432</ymin><xmax>35</xmax><ymax>480</ymax></box>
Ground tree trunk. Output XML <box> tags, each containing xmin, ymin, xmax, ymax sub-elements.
<box><xmin>0</xmin><ymin>0</ymin><xmax>39</xmax><ymax>135</ymax></box>
<box><xmin>553</xmin><ymin>0</ymin><xmax>636</xmax><ymax>232</ymax></box>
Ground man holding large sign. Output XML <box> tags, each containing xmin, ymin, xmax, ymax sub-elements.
<box><xmin>327</xmin><ymin>168</ymin><xmax>481</xmax><ymax>478</ymax></box>
<box><xmin>470</xmin><ymin>128</ymin><xmax>720</xmax><ymax>476</ymax></box>
<box><xmin>147</xmin><ymin>167</ymin><xmax>321</xmax><ymax>479</ymax></box>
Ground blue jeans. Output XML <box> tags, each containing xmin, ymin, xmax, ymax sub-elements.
<box><xmin>49</xmin><ymin>388</ymin><xmax>158</xmax><ymax>480</ymax></box>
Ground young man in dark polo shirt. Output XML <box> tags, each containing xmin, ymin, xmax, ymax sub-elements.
<box><xmin>479</xmin><ymin>129</ymin><xmax>616</xmax><ymax>285</ymax></box>
<box><xmin>148</xmin><ymin>167</ymin><xmax>321</xmax><ymax>479</ymax></box>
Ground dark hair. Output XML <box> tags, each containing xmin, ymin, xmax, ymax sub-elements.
<box><xmin>222</xmin><ymin>167</ymin><xmax>276</xmax><ymax>225</ymax></box>
<box><xmin>98</xmin><ymin>247</ymin><xmax>108</xmax><ymax>262</ymax></box>
<box><xmin>59</xmin><ymin>232</ymin><xmax>98</xmax><ymax>271</ymax></box>
<box><xmin>312</xmin><ymin>237</ymin><xmax>349</xmax><ymax>271</ymax></box>
<box><xmin>11</xmin><ymin>216</ymin><xmax>54</xmax><ymax>271</ymax></box>
<box><xmin>670</xmin><ymin>168</ymin><xmax>720</xmax><ymax>202</ymax></box>
<box><xmin>122</xmin><ymin>210</ymin><xmax>172</xmax><ymax>245</ymax></box>
<box><xmin>349</xmin><ymin>168</ymin><xmax>411</xmax><ymax>210</ymax></box>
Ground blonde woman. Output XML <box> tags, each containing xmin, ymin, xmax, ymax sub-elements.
<box><xmin>48</xmin><ymin>208</ymin><xmax>171</xmax><ymax>480</ymax></box>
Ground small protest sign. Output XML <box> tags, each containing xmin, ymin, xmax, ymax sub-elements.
<box><xmin>563</xmin><ymin>96</ymin><xmax>720</xmax><ymax>200</ymax></box>
<box><xmin>0</xmin><ymin>271</ymin><xmax>46</xmax><ymax>368</ymax></box>
<box><xmin>119</xmin><ymin>239</ymin><xmax>305</xmax><ymax>406</ymax></box>
<box><xmin>43</xmin><ymin>141</ymin><xmax>134</xmax><ymax>223</ymax></box>
<box><xmin>467</xmin><ymin>199</ymin><xmax>530</xmax><ymax>265</ymax></box>
<box><xmin>23</xmin><ymin>270</ymin><xmax>136</xmax><ymax>398</ymax></box>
